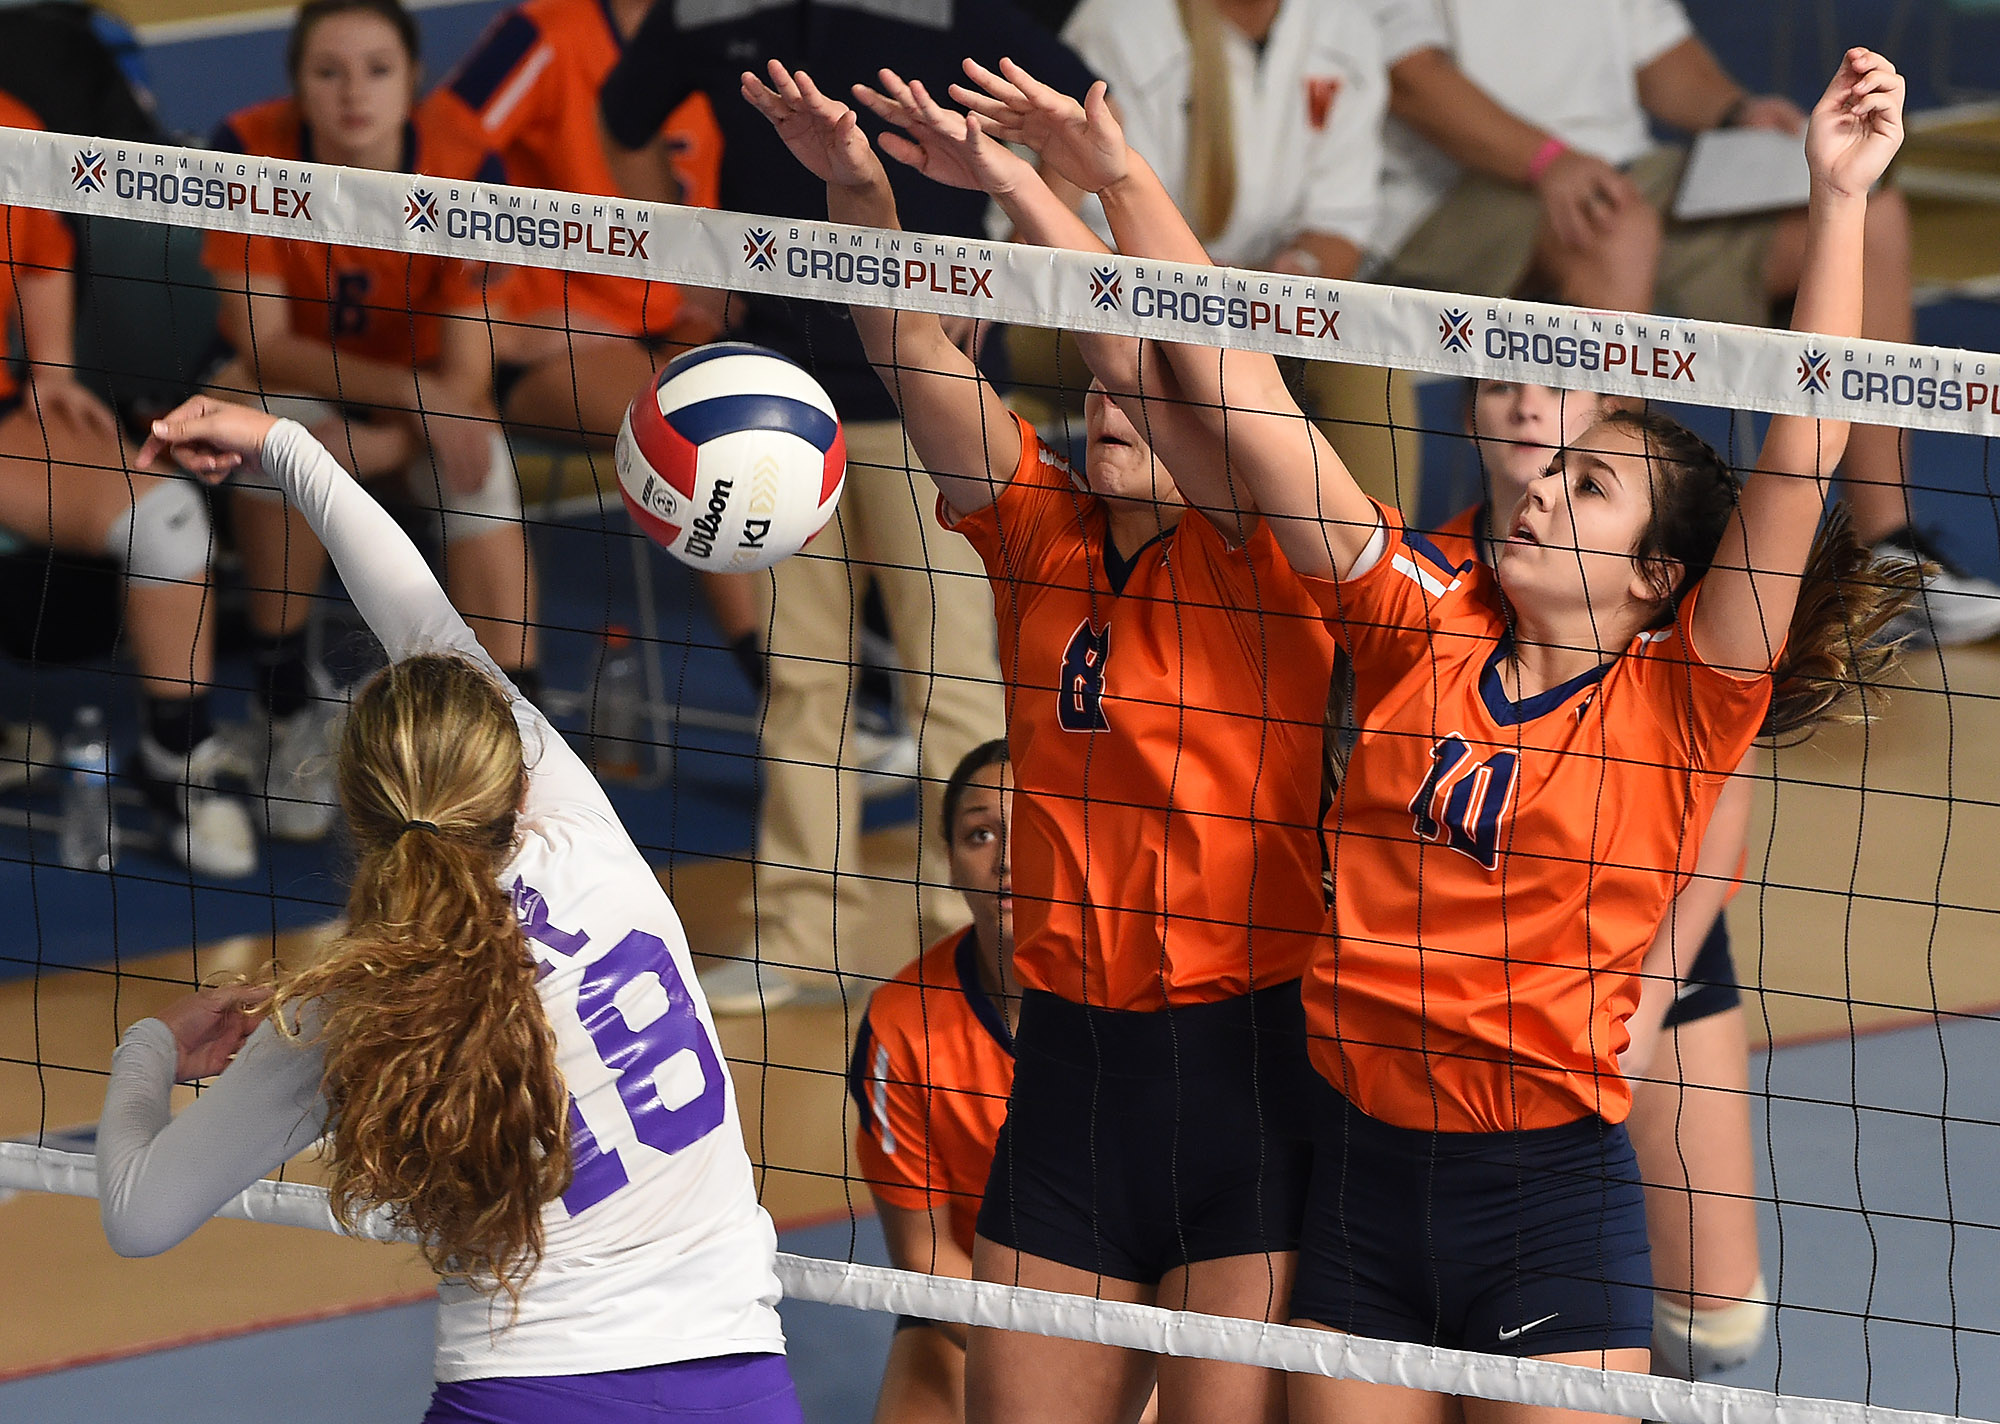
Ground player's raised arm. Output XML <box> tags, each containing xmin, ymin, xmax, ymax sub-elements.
<box><xmin>1693</xmin><ymin>50</ymin><xmax>1901</xmax><ymax>674</ymax></box>
<box><xmin>741</xmin><ymin>61</ymin><xmax>1019</xmax><ymax>518</ymax></box>
<box><xmin>855</xmin><ymin>68</ymin><xmax>1260</xmax><ymax>546</ymax></box>
<box><xmin>952</xmin><ymin>58</ymin><xmax>1377</xmax><ymax>579</ymax></box>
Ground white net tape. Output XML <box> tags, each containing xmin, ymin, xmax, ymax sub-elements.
<box><xmin>0</xmin><ymin>1142</ymin><xmax>1982</xmax><ymax>1424</ymax></box>
<box><xmin>5</xmin><ymin>125</ymin><xmax>1999</xmax><ymax>431</ymax></box>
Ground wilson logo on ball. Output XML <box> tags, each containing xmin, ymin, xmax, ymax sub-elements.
<box><xmin>615</xmin><ymin>343</ymin><xmax>846</xmax><ymax>572</ymax></box>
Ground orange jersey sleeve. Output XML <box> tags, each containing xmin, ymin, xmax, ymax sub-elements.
<box><xmin>947</xmin><ymin>414</ymin><xmax>1338</xmax><ymax>1011</ymax></box>
<box><xmin>428</xmin><ymin>0</ymin><xmax>703</xmax><ymax>336</ymax></box>
<box><xmin>0</xmin><ymin>95</ymin><xmax>77</xmax><ymax>406</ymax></box>
<box><xmin>1425</xmin><ymin>504</ymin><xmax>1482</xmax><ymax>570</ymax></box>
<box><xmin>850</xmin><ymin>933</ymin><xmax>1014</xmax><ymax>1258</ymax></box>
<box><xmin>1299</xmin><ymin>526</ymin><xmax>1772</xmax><ymax>1133</ymax></box>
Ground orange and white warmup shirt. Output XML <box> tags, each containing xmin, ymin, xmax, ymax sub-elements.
<box><xmin>1303</xmin><ymin>504</ymin><xmax>1770</xmax><ymax>1134</ymax></box>
<box><xmin>948</xmin><ymin>414</ymin><xmax>1337</xmax><ymax>1011</ymax></box>
<box><xmin>204</xmin><ymin>99</ymin><xmax>496</xmax><ymax>368</ymax></box>
<box><xmin>0</xmin><ymin>95</ymin><xmax>76</xmax><ymax>410</ymax></box>
<box><xmin>424</xmin><ymin>0</ymin><xmax>722</xmax><ymax>338</ymax></box>
<box><xmin>850</xmin><ymin>930</ymin><xmax>1015</xmax><ymax>1258</ymax></box>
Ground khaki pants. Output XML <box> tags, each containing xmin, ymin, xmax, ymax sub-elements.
<box><xmin>749</xmin><ymin>418</ymin><xmax>1005</xmax><ymax>982</ymax></box>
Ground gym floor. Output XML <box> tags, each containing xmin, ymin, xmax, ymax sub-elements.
<box><xmin>2</xmin><ymin>1</ymin><xmax>1999</xmax><ymax>1420</ymax></box>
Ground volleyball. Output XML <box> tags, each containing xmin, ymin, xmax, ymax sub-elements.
<box><xmin>615</xmin><ymin>342</ymin><xmax>847</xmax><ymax>573</ymax></box>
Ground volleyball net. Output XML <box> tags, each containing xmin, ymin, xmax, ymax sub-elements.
<box><xmin>0</xmin><ymin>122</ymin><xmax>1996</xmax><ymax>1424</ymax></box>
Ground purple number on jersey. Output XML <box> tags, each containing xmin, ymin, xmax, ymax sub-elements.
<box><xmin>515</xmin><ymin>879</ymin><xmax>730</xmax><ymax>1217</ymax></box>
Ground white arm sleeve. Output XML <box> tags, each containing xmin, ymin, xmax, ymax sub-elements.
<box><xmin>97</xmin><ymin>1018</ymin><xmax>329</xmax><ymax>1257</ymax></box>
<box><xmin>257</xmin><ymin>419</ymin><xmax>615</xmax><ymax>829</ymax></box>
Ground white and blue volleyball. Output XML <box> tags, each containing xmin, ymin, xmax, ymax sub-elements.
<box><xmin>616</xmin><ymin>342</ymin><xmax>846</xmax><ymax>572</ymax></box>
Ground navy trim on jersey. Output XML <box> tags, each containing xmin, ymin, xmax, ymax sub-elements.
<box><xmin>1479</xmin><ymin>636</ymin><xmax>1613</xmax><ymax>727</ymax></box>
<box><xmin>209</xmin><ymin>119</ymin><xmax>245</xmax><ymax>153</ymax></box>
<box><xmin>1406</xmin><ymin>528</ymin><xmax>1469</xmax><ymax>578</ymax></box>
<box><xmin>476</xmin><ymin>151</ymin><xmax>507</xmax><ymax>185</ymax></box>
<box><xmin>593</xmin><ymin>0</ymin><xmax>623</xmax><ymax>50</ymax></box>
<box><xmin>846</xmin><ymin>1016</ymin><xmax>876</xmax><ymax>1128</ymax></box>
<box><xmin>450</xmin><ymin>8</ymin><xmax>541</xmax><ymax>110</ymax></box>
<box><xmin>953</xmin><ymin>928</ymin><xmax>1014</xmax><ymax>1055</ymax></box>
<box><xmin>1103</xmin><ymin>528</ymin><xmax>1164</xmax><ymax>597</ymax></box>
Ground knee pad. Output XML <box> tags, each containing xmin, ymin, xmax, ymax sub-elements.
<box><xmin>1652</xmin><ymin>1275</ymin><xmax>1772</xmax><ymax>1379</ymax></box>
<box><xmin>415</xmin><ymin>429</ymin><xmax>523</xmax><ymax>543</ymax></box>
<box><xmin>107</xmin><ymin>478</ymin><xmax>211</xmax><ymax>583</ymax></box>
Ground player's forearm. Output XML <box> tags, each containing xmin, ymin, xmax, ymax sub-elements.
<box><xmin>261</xmin><ymin>418</ymin><xmax>493</xmax><ymax>670</ymax></box>
<box><xmin>16</xmin><ymin>271</ymin><xmax>78</xmax><ymax>374</ymax></box>
<box><xmin>1635</xmin><ymin>37</ymin><xmax>1747</xmax><ymax>135</ymax></box>
<box><xmin>236</xmin><ymin>333</ymin><xmax>425</xmax><ymax>415</ymax></box>
<box><xmin>1388</xmin><ymin>48</ymin><xmax>1554</xmax><ymax>187</ymax></box>
<box><xmin>1759</xmin><ymin>195</ymin><xmax>1865</xmax><ymax>483</ymax></box>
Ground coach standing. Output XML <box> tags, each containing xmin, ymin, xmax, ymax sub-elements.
<box><xmin>600</xmin><ymin>2</ymin><xmax>1093</xmax><ymax>1014</ymax></box>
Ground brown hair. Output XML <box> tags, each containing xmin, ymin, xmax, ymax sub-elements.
<box><xmin>273</xmin><ymin>654</ymin><xmax>569</xmax><ymax>1301</ymax></box>
<box><xmin>1177</xmin><ymin>0</ymin><xmax>1236</xmax><ymax>242</ymax></box>
<box><xmin>1603</xmin><ymin>408</ymin><xmax>1920</xmax><ymax>742</ymax></box>
<box><xmin>286</xmin><ymin>0</ymin><xmax>421</xmax><ymax>81</ymax></box>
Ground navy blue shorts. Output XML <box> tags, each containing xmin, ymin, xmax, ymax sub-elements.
<box><xmin>1290</xmin><ymin>1078</ymin><xmax>1653</xmax><ymax>1358</ymax></box>
<box><xmin>977</xmin><ymin>982</ymin><xmax>1313</xmax><ymax>1285</ymax></box>
<box><xmin>1661</xmin><ymin>916</ymin><xmax>1742</xmax><ymax>1031</ymax></box>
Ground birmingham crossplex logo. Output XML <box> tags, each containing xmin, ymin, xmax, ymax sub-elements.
<box><xmin>71</xmin><ymin>150</ymin><xmax>106</xmax><ymax>194</ymax></box>
<box><xmin>1089</xmin><ymin>265</ymin><xmax>1122</xmax><ymax>312</ymax></box>
<box><xmin>744</xmin><ymin>227</ymin><xmax>776</xmax><ymax>271</ymax></box>
<box><xmin>405</xmin><ymin>188</ymin><xmax>439</xmax><ymax>233</ymax></box>
<box><xmin>1439</xmin><ymin>308</ymin><xmax>1473</xmax><ymax>354</ymax></box>
<box><xmin>1797</xmin><ymin>348</ymin><xmax>1831</xmax><ymax>394</ymax></box>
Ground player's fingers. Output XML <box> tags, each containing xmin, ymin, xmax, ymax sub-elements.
<box><xmin>947</xmin><ymin>84</ymin><xmax>1014</xmax><ymax>123</ymax></box>
<box><xmin>134</xmin><ymin>434</ymin><xmax>169</xmax><ymax>469</ymax></box>
<box><xmin>765</xmin><ymin>58</ymin><xmax>803</xmax><ymax>103</ymax></box>
<box><xmin>851</xmin><ymin>84</ymin><xmax>906</xmax><ymax>127</ymax></box>
<box><xmin>876</xmin><ymin>131</ymin><xmax>926</xmax><ymax>171</ymax></box>
<box><xmin>906</xmin><ymin>79</ymin><xmax>958</xmax><ymax>133</ymax></box>
<box><xmin>961</xmin><ymin>57</ymin><xmax>1027</xmax><ymax>109</ymax></box>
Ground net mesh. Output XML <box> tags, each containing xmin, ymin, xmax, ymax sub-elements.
<box><xmin>0</xmin><ymin>122</ymin><xmax>1995</xmax><ymax>1424</ymax></box>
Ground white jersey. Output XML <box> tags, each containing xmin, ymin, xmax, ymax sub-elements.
<box><xmin>1368</xmin><ymin>0</ymin><xmax>1694</xmax><ymax>261</ymax></box>
<box><xmin>97</xmin><ymin>420</ymin><xmax>784</xmax><ymax>1382</ymax></box>
<box><xmin>1062</xmin><ymin>0</ymin><xmax>1387</xmax><ymax>267</ymax></box>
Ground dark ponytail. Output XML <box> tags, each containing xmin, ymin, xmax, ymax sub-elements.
<box><xmin>1606</xmin><ymin>408</ymin><xmax>1920</xmax><ymax>742</ymax></box>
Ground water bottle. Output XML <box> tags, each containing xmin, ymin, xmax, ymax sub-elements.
<box><xmin>590</xmin><ymin>625</ymin><xmax>645</xmax><ymax>780</ymax></box>
<box><xmin>59</xmin><ymin>705</ymin><xmax>117</xmax><ymax>872</ymax></box>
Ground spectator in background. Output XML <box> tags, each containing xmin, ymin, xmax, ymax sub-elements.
<box><xmin>421</xmin><ymin>0</ymin><xmax>773</xmax><ymax>696</ymax></box>
<box><xmin>600</xmin><ymin>1</ymin><xmax>1092</xmax><ymax>1014</ymax></box>
<box><xmin>1061</xmin><ymin>0</ymin><xmax>1420</xmax><ymax>509</ymax></box>
<box><xmin>204</xmin><ymin>0</ymin><xmax>542</xmax><ymax>842</ymax></box>
<box><xmin>0</xmin><ymin>91</ymin><xmax>255</xmax><ymax>878</ymax></box>
<box><xmin>1368</xmin><ymin>0</ymin><xmax>2000</xmax><ymax>645</ymax></box>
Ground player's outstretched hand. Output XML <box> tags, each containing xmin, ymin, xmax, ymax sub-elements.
<box><xmin>1807</xmin><ymin>48</ymin><xmax>1904</xmax><ymax>201</ymax></box>
<box><xmin>949</xmin><ymin>58</ymin><xmax>1127</xmax><ymax>194</ymax></box>
<box><xmin>743</xmin><ymin>59</ymin><xmax>884</xmax><ymax>191</ymax></box>
<box><xmin>138</xmin><ymin>395</ymin><xmax>281</xmax><ymax>484</ymax></box>
<box><xmin>854</xmin><ymin>68</ymin><xmax>1032</xmax><ymax>197</ymax></box>
<box><xmin>155</xmin><ymin>983</ymin><xmax>272</xmax><ymax>1083</ymax></box>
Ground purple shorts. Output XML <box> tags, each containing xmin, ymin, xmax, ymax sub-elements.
<box><xmin>423</xmin><ymin>1353</ymin><xmax>802</xmax><ymax>1423</ymax></box>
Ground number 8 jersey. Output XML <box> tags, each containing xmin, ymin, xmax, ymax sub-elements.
<box><xmin>1303</xmin><ymin>503</ymin><xmax>1771</xmax><ymax>1136</ymax></box>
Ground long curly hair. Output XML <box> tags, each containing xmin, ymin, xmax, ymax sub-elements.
<box><xmin>1606</xmin><ymin>408</ymin><xmax>1921</xmax><ymax>742</ymax></box>
<box><xmin>273</xmin><ymin>654</ymin><xmax>570</xmax><ymax>1302</ymax></box>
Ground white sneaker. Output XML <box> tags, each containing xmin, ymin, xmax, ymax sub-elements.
<box><xmin>139</xmin><ymin>735</ymin><xmax>258</xmax><ymax>879</ymax></box>
<box><xmin>850</xmin><ymin>708</ymin><xmax>919</xmax><ymax>802</ymax></box>
<box><xmin>696</xmin><ymin>957</ymin><xmax>847</xmax><ymax>1017</ymax></box>
<box><xmin>256</xmin><ymin>701</ymin><xmax>341</xmax><ymax>842</ymax></box>
<box><xmin>1874</xmin><ymin>528</ymin><xmax>2000</xmax><ymax>647</ymax></box>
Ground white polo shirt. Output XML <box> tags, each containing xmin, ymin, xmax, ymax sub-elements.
<box><xmin>1063</xmin><ymin>0</ymin><xmax>1387</xmax><ymax>268</ymax></box>
<box><xmin>1369</xmin><ymin>0</ymin><xmax>1694</xmax><ymax>261</ymax></box>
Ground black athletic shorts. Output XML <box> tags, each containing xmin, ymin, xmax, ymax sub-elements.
<box><xmin>1290</xmin><ymin>1076</ymin><xmax>1653</xmax><ymax>1358</ymax></box>
<box><xmin>1661</xmin><ymin>916</ymin><xmax>1742</xmax><ymax>1031</ymax></box>
<box><xmin>976</xmin><ymin>981</ymin><xmax>1313</xmax><ymax>1286</ymax></box>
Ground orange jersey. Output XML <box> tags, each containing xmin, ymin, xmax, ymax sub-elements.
<box><xmin>424</xmin><ymin>0</ymin><xmax>722</xmax><ymax>336</ymax></box>
<box><xmin>850</xmin><ymin>931</ymin><xmax>1014</xmax><ymax>1257</ymax></box>
<box><xmin>204</xmin><ymin>99</ymin><xmax>494</xmax><ymax>368</ymax></box>
<box><xmin>0</xmin><ymin>95</ymin><xmax>76</xmax><ymax>408</ymax></box>
<box><xmin>949</xmin><ymin>414</ymin><xmax>1337</xmax><ymax>1010</ymax></box>
<box><xmin>1302</xmin><ymin>504</ymin><xmax>1770</xmax><ymax>1133</ymax></box>
<box><xmin>1427</xmin><ymin>504</ymin><xmax>1485</xmax><ymax>570</ymax></box>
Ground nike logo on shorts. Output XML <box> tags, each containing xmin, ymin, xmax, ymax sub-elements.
<box><xmin>1497</xmin><ymin>1312</ymin><xmax>1559</xmax><ymax>1342</ymax></box>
